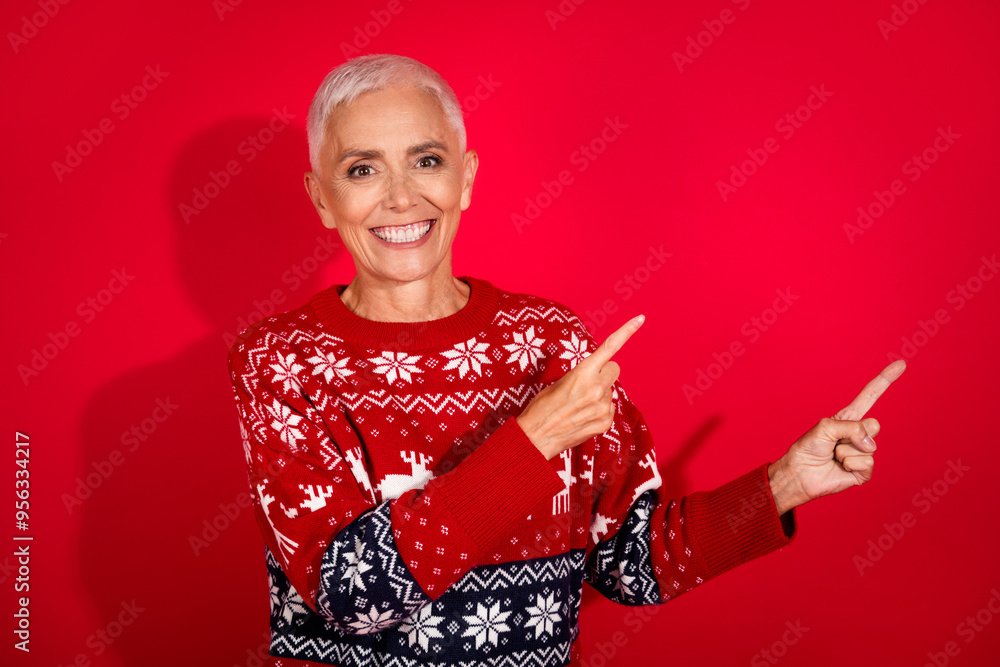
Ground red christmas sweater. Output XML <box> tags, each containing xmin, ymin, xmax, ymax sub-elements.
<box><xmin>226</xmin><ymin>274</ymin><xmax>797</xmax><ymax>667</ymax></box>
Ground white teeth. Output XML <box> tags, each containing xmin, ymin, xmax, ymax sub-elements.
<box><xmin>373</xmin><ymin>221</ymin><xmax>432</xmax><ymax>243</ymax></box>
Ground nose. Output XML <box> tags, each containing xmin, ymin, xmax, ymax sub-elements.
<box><xmin>384</xmin><ymin>169</ymin><xmax>418</xmax><ymax>211</ymax></box>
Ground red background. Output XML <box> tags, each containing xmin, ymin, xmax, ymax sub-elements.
<box><xmin>3</xmin><ymin>0</ymin><xmax>1000</xmax><ymax>665</ymax></box>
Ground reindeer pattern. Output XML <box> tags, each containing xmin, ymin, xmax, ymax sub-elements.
<box><xmin>375</xmin><ymin>450</ymin><xmax>436</xmax><ymax>501</ymax></box>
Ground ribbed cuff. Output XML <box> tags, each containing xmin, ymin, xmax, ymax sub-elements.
<box><xmin>436</xmin><ymin>416</ymin><xmax>566</xmax><ymax>556</ymax></box>
<box><xmin>686</xmin><ymin>462</ymin><xmax>797</xmax><ymax>579</ymax></box>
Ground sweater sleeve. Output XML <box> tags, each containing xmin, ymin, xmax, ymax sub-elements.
<box><xmin>569</xmin><ymin>326</ymin><xmax>797</xmax><ymax>606</ymax></box>
<box><xmin>227</xmin><ymin>324</ymin><xmax>565</xmax><ymax>634</ymax></box>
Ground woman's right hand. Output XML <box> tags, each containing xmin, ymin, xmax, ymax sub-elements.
<box><xmin>516</xmin><ymin>314</ymin><xmax>646</xmax><ymax>460</ymax></box>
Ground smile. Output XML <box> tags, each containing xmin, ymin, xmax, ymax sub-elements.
<box><xmin>369</xmin><ymin>219</ymin><xmax>436</xmax><ymax>244</ymax></box>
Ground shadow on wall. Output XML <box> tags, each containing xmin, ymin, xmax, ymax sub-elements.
<box><xmin>77</xmin><ymin>118</ymin><xmax>332</xmax><ymax>666</ymax></box>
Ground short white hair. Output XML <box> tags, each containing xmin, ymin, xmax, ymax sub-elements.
<box><xmin>306</xmin><ymin>54</ymin><xmax>467</xmax><ymax>175</ymax></box>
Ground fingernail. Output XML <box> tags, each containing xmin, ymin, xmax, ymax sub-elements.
<box><xmin>862</xmin><ymin>436</ymin><xmax>876</xmax><ymax>452</ymax></box>
<box><xmin>634</xmin><ymin>314</ymin><xmax>645</xmax><ymax>328</ymax></box>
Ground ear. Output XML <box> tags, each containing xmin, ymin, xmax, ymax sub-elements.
<box><xmin>304</xmin><ymin>171</ymin><xmax>337</xmax><ymax>230</ymax></box>
<box><xmin>459</xmin><ymin>149</ymin><xmax>479</xmax><ymax>211</ymax></box>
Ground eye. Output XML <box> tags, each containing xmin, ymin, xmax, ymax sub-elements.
<box><xmin>347</xmin><ymin>163</ymin><xmax>374</xmax><ymax>178</ymax></box>
<box><xmin>417</xmin><ymin>155</ymin><xmax>441</xmax><ymax>169</ymax></box>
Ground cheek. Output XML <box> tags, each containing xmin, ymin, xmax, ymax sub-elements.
<box><xmin>423</xmin><ymin>175</ymin><xmax>464</xmax><ymax>211</ymax></box>
<box><xmin>328</xmin><ymin>183</ymin><xmax>379</xmax><ymax>222</ymax></box>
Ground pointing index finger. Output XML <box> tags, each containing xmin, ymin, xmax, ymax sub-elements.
<box><xmin>834</xmin><ymin>359</ymin><xmax>907</xmax><ymax>421</ymax></box>
<box><xmin>579</xmin><ymin>315</ymin><xmax>645</xmax><ymax>372</ymax></box>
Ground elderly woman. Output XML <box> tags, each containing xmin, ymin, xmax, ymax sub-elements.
<box><xmin>227</xmin><ymin>54</ymin><xmax>905</xmax><ymax>667</ymax></box>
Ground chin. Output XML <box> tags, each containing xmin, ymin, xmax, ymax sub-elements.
<box><xmin>372</xmin><ymin>261</ymin><xmax>440</xmax><ymax>284</ymax></box>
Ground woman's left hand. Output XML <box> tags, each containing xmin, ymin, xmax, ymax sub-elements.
<box><xmin>767</xmin><ymin>360</ymin><xmax>907</xmax><ymax>515</ymax></box>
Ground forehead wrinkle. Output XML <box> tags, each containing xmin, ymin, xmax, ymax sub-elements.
<box><xmin>324</xmin><ymin>87</ymin><xmax>457</xmax><ymax>167</ymax></box>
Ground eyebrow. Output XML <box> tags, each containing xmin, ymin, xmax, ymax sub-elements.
<box><xmin>337</xmin><ymin>141</ymin><xmax>448</xmax><ymax>163</ymax></box>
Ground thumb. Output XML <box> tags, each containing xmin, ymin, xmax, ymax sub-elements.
<box><xmin>817</xmin><ymin>417</ymin><xmax>877</xmax><ymax>456</ymax></box>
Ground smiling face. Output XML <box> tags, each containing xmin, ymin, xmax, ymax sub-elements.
<box><xmin>304</xmin><ymin>84</ymin><xmax>478</xmax><ymax>286</ymax></box>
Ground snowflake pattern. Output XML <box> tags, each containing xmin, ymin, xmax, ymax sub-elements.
<box><xmin>399</xmin><ymin>603</ymin><xmax>445</xmax><ymax>653</ymax></box>
<box><xmin>270</xmin><ymin>352</ymin><xmax>304</xmax><ymax>393</ymax></box>
<box><xmin>369</xmin><ymin>351</ymin><xmax>423</xmax><ymax>385</ymax></box>
<box><xmin>341</xmin><ymin>534</ymin><xmax>372</xmax><ymax>594</ymax></box>
<box><xmin>269</xmin><ymin>572</ymin><xmax>283</xmax><ymax>610</ymax></box>
<box><xmin>281</xmin><ymin>588</ymin><xmax>311</xmax><ymax>627</ymax></box>
<box><xmin>631</xmin><ymin>502</ymin><xmax>650</xmax><ymax>536</ymax></box>
<box><xmin>609</xmin><ymin>560</ymin><xmax>637</xmax><ymax>598</ymax></box>
<box><xmin>267</xmin><ymin>398</ymin><xmax>304</xmax><ymax>447</ymax></box>
<box><xmin>349</xmin><ymin>605</ymin><xmax>398</xmax><ymax>634</ymax></box>
<box><xmin>462</xmin><ymin>600</ymin><xmax>512</xmax><ymax>649</ymax></box>
<box><xmin>502</xmin><ymin>326</ymin><xmax>546</xmax><ymax>371</ymax></box>
<box><xmin>525</xmin><ymin>590</ymin><xmax>562</xmax><ymax>639</ymax></box>
<box><xmin>440</xmin><ymin>337</ymin><xmax>492</xmax><ymax>378</ymax></box>
<box><xmin>558</xmin><ymin>332</ymin><xmax>589</xmax><ymax>369</ymax></box>
<box><xmin>307</xmin><ymin>347</ymin><xmax>355</xmax><ymax>384</ymax></box>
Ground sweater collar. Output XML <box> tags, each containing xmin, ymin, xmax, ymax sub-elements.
<box><xmin>308</xmin><ymin>275</ymin><xmax>500</xmax><ymax>352</ymax></box>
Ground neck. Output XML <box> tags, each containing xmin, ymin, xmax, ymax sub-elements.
<box><xmin>340</xmin><ymin>268</ymin><xmax>471</xmax><ymax>323</ymax></box>
<box><xmin>309</xmin><ymin>274</ymin><xmax>498</xmax><ymax>352</ymax></box>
